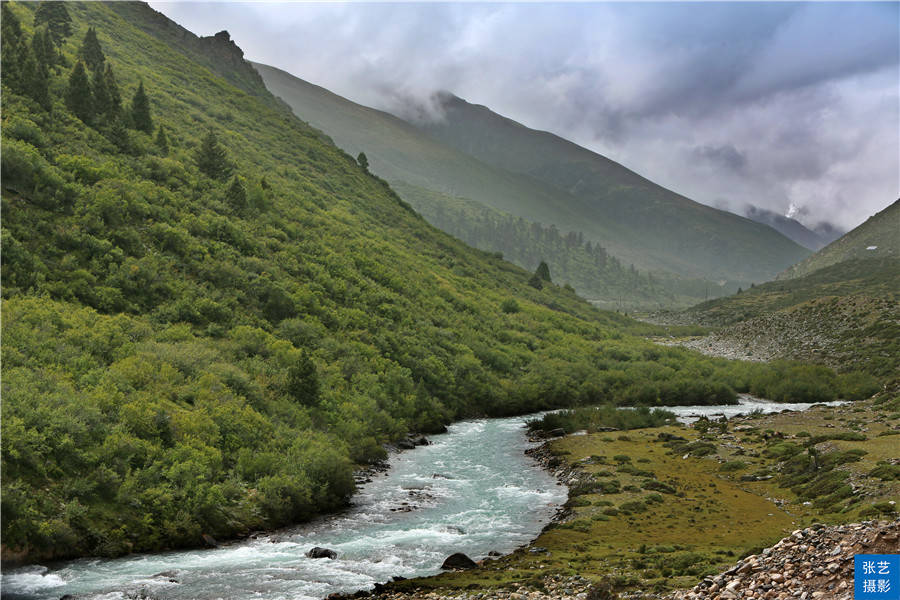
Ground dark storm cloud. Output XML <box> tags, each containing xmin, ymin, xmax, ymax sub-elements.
<box><xmin>149</xmin><ymin>2</ymin><xmax>899</xmax><ymax>231</ymax></box>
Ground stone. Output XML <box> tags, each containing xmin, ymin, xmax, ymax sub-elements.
<box><xmin>306</xmin><ymin>547</ymin><xmax>338</xmax><ymax>559</ymax></box>
<box><xmin>440</xmin><ymin>552</ymin><xmax>478</xmax><ymax>570</ymax></box>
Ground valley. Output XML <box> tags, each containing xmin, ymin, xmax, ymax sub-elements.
<box><xmin>0</xmin><ymin>2</ymin><xmax>896</xmax><ymax>600</ymax></box>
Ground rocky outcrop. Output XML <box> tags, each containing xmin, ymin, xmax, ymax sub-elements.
<box><xmin>672</xmin><ymin>520</ymin><xmax>899</xmax><ymax>600</ymax></box>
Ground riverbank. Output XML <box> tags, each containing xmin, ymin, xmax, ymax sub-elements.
<box><xmin>358</xmin><ymin>520</ymin><xmax>899</xmax><ymax>600</ymax></box>
<box><xmin>1</xmin><ymin>416</ymin><xmax>565</xmax><ymax>600</ymax></box>
<box><xmin>363</xmin><ymin>394</ymin><xmax>899</xmax><ymax>599</ymax></box>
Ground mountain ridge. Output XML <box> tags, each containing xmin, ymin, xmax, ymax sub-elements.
<box><xmin>743</xmin><ymin>205</ymin><xmax>843</xmax><ymax>251</ymax></box>
<box><xmin>254</xmin><ymin>64</ymin><xmax>810</xmax><ymax>289</ymax></box>
<box><xmin>778</xmin><ymin>199</ymin><xmax>899</xmax><ymax>280</ymax></box>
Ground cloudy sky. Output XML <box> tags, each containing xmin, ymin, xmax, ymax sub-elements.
<box><xmin>150</xmin><ymin>2</ymin><xmax>899</xmax><ymax>231</ymax></box>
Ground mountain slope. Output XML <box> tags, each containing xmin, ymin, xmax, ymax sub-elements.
<box><xmin>1</xmin><ymin>0</ymin><xmax>806</xmax><ymax>563</ymax></box>
<box><xmin>253</xmin><ymin>63</ymin><xmax>808</xmax><ymax>289</ymax></box>
<box><xmin>252</xmin><ymin>62</ymin><xmax>599</xmax><ymax>239</ymax></box>
<box><xmin>414</xmin><ymin>92</ymin><xmax>811</xmax><ymax>282</ymax></box>
<box><xmin>778</xmin><ymin>199</ymin><xmax>900</xmax><ymax>279</ymax></box>
<box><xmin>743</xmin><ymin>205</ymin><xmax>843</xmax><ymax>251</ymax></box>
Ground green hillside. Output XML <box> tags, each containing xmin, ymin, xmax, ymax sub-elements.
<box><xmin>253</xmin><ymin>61</ymin><xmax>687</xmax><ymax>309</ymax></box>
<box><xmin>669</xmin><ymin>258</ymin><xmax>900</xmax><ymax>378</ymax></box>
<box><xmin>2</xmin><ymin>1</ymin><xmax>853</xmax><ymax>564</ymax></box>
<box><xmin>778</xmin><ymin>199</ymin><xmax>899</xmax><ymax>280</ymax></box>
<box><xmin>414</xmin><ymin>93</ymin><xmax>811</xmax><ymax>282</ymax></box>
<box><xmin>253</xmin><ymin>63</ymin><xmax>803</xmax><ymax>301</ymax></box>
<box><xmin>395</xmin><ymin>181</ymin><xmax>726</xmax><ymax>311</ymax></box>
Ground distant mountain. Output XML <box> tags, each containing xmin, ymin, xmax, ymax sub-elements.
<box><xmin>254</xmin><ymin>64</ymin><xmax>809</xmax><ymax>293</ymax></box>
<box><xmin>412</xmin><ymin>92</ymin><xmax>810</xmax><ymax>282</ymax></box>
<box><xmin>743</xmin><ymin>205</ymin><xmax>843</xmax><ymax>251</ymax></box>
<box><xmin>778</xmin><ymin>199</ymin><xmax>899</xmax><ymax>279</ymax></box>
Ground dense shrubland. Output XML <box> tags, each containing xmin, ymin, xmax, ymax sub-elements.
<box><xmin>0</xmin><ymin>1</ymin><xmax>870</xmax><ymax>563</ymax></box>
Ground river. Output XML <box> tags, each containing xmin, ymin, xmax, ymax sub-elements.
<box><xmin>1</xmin><ymin>398</ymin><xmax>842</xmax><ymax>600</ymax></box>
<box><xmin>2</xmin><ymin>416</ymin><xmax>564</xmax><ymax>600</ymax></box>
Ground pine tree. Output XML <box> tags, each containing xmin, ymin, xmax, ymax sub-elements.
<box><xmin>91</xmin><ymin>64</ymin><xmax>111</xmax><ymax>116</ymax></box>
<box><xmin>21</xmin><ymin>50</ymin><xmax>51</xmax><ymax>111</ymax></box>
<box><xmin>357</xmin><ymin>151</ymin><xmax>369</xmax><ymax>172</ymax></box>
<box><xmin>535</xmin><ymin>260</ymin><xmax>552</xmax><ymax>283</ymax></box>
<box><xmin>195</xmin><ymin>130</ymin><xmax>232</xmax><ymax>180</ymax></box>
<box><xmin>78</xmin><ymin>27</ymin><xmax>105</xmax><ymax>72</ymax></box>
<box><xmin>154</xmin><ymin>125</ymin><xmax>169</xmax><ymax>155</ymax></box>
<box><xmin>1</xmin><ymin>3</ymin><xmax>25</xmax><ymax>90</ymax></box>
<box><xmin>225</xmin><ymin>175</ymin><xmax>248</xmax><ymax>212</ymax></box>
<box><xmin>65</xmin><ymin>61</ymin><xmax>94</xmax><ymax>123</ymax></box>
<box><xmin>34</xmin><ymin>2</ymin><xmax>72</xmax><ymax>47</ymax></box>
<box><xmin>103</xmin><ymin>63</ymin><xmax>122</xmax><ymax>116</ymax></box>
<box><xmin>130</xmin><ymin>80</ymin><xmax>153</xmax><ymax>133</ymax></box>
<box><xmin>31</xmin><ymin>28</ymin><xmax>54</xmax><ymax>74</ymax></box>
<box><xmin>106</xmin><ymin>117</ymin><xmax>131</xmax><ymax>153</ymax></box>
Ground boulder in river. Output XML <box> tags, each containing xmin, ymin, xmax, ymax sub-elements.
<box><xmin>397</xmin><ymin>439</ymin><xmax>416</xmax><ymax>450</ymax></box>
<box><xmin>306</xmin><ymin>546</ymin><xmax>338</xmax><ymax>559</ymax></box>
<box><xmin>201</xmin><ymin>533</ymin><xmax>218</xmax><ymax>547</ymax></box>
<box><xmin>441</xmin><ymin>552</ymin><xmax>477</xmax><ymax>570</ymax></box>
<box><xmin>411</xmin><ymin>435</ymin><xmax>429</xmax><ymax>446</ymax></box>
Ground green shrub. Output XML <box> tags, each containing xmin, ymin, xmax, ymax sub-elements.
<box><xmin>868</xmin><ymin>463</ymin><xmax>900</xmax><ymax>481</ymax></box>
<box><xmin>719</xmin><ymin>460</ymin><xmax>748</xmax><ymax>472</ymax></box>
<box><xmin>500</xmin><ymin>298</ymin><xmax>521</xmax><ymax>314</ymax></box>
<box><xmin>642</xmin><ymin>479</ymin><xmax>677</xmax><ymax>494</ymax></box>
<box><xmin>619</xmin><ymin>500</ymin><xmax>647</xmax><ymax>514</ymax></box>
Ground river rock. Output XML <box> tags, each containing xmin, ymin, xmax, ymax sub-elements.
<box><xmin>440</xmin><ymin>552</ymin><xmax>477</xmax><ymax>570</ymax></box>
<box><xmin>306</xmin><ymin>546</ymin><xmax>338</xmax><ymax>559</ymax></box>
<box><xmin>201</xmin><ymin>533</ymin><xmax>218</xmax><ymax>547</ymax></box>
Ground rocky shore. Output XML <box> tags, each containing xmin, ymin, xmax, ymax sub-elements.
<box><xmin>671</xmin><ymin>520</ymin><xmax>899</xmax><ymax>600</ymax></box>
<box><xmin>344</xmin><ymin>520</ymin><xmax>897</xmax><ymax>600</ymax></box>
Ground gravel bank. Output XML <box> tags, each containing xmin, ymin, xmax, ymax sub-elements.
<box><xmin>670</xmin><ymin>520</ymin><xmax>899</xmax><ymax>600</ymax></box>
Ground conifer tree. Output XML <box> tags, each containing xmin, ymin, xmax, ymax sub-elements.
<box><xmin>226</xmin><ymin>175</ymin><xmax>248</xmax><ymax>212</ymax></box>
<box><xmin>357</xmin><ymin>151</ymin><xmax>369</xmax><ymax>172</ymax></box>
<box><xmin>65</xmin><ymin>61</ymin><xmax>94</xmax><ymax>123</ymax></box>
<box><xmin>130</xmin><ymin>80</ymin><xmax>153</xmax><ymax>133</ymax></box>
<box><xmin>106</xmin><ymin>117</ymin><xmax>131</xmax><ymax>153</ymax></box>
<box><xmin>78</xmin><ymin>27</ymin><xmax>105</xmax><ymax>72</ymax></box>
<box><xmin>535</xmin><ymin>260</ymin><xmax>552</xmax><ymax>283</ymax></box>
<box><xmin>31</xmin><ymin>28</ymin><xmax>54</xmax><ymax>74</ymax></box>
<box><xmin>154</xmin><ymin>125</ymin><xmax>169</xmax><ymax>155</ymax></box>
<box><xmin>103</xmin><ymin>63</ymin><xmax>122</xmax><ymax>116</ymax></box>
<box><xmin>195</xmin><ymin>130</ymin><xmax>232</xmax><ymax>180</ymax></box>
<box><xmin>21</xmin><ymin>50</ymin><xmax>51</xmax><ymax>111</ymax></box>
<box><xmin>91</xmin><ymin>65</ymin><xmax>111</xmax><ymax>116</ymax></box>
<box><xmin>33</xmin><ymin>2</ymin><xmax>72</xmax><ymax>47</ymax></box>
<box><xmin>1</xmin><ymin>3</ymin><xmax>25</xmax><ymax>90</ymax></box>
